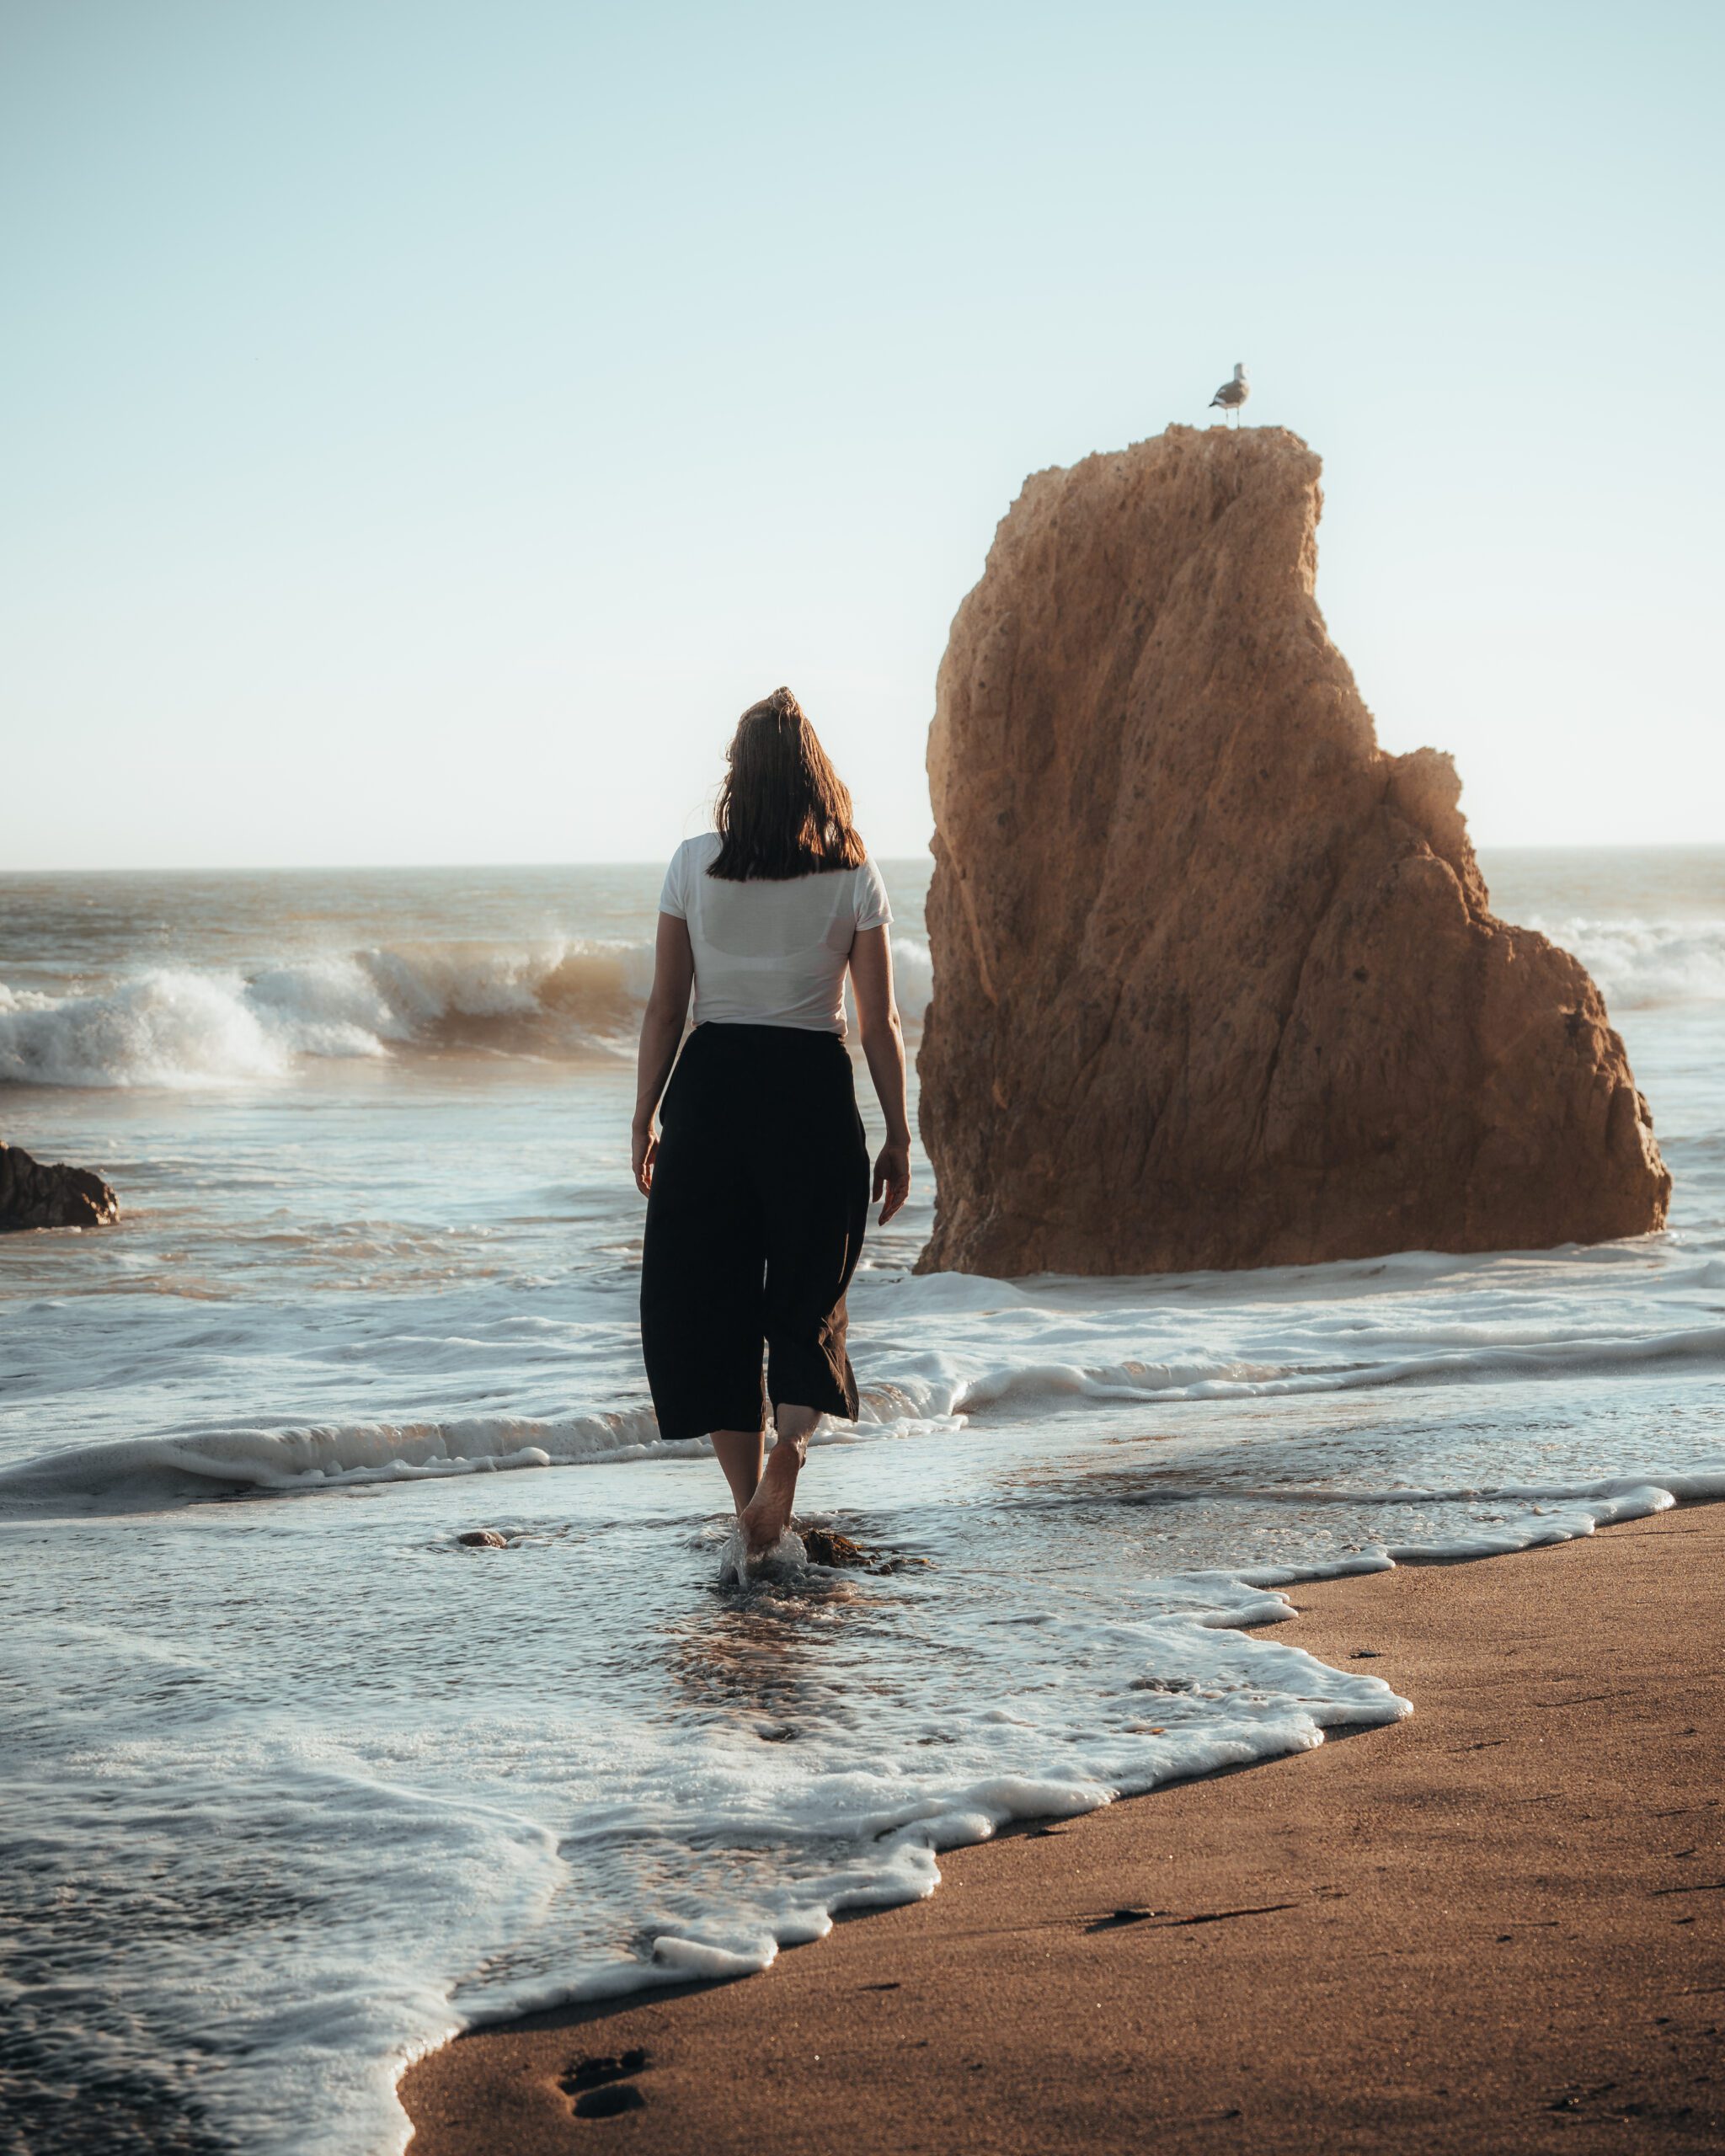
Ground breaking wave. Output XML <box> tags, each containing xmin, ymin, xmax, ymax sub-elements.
<box><xmin>0</xmin><ymin>935</ymin><xmax>936</xmax><ymax>1089</ymax></box>
<box><xmin>6</xmin><ymin>906</ymin><xmax>1713</xmax><ymax>1091</ymax></box>
<box><xmin>1525</xmin><ymin>915</ymin><xmax>1725</xmax><ymax>1009</ymax></box>
<box><xmin>0</xmin><ymin>1409</ymin><xmax>669</xmax><ymax>1513</ymax></box>
<box><xmin>5</xmin><ymin>1318</ymin><xmax>1720</xmax><ymax>1518</ymax></box>
<box><xmin>0</xmin><ymin>1392</ymin><xmax>962</xmax><ymax>1516</ymax></box>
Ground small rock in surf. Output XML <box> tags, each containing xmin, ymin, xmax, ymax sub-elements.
<box><xmin>798</xmin><ymin>1525</ymin><xmax>872</xmax><ymax>1568</ymax></box>
<box><xmin>0</xmin><ymin>1142</ymin><xmax>119</xmax><ymax>1232</ymax></box>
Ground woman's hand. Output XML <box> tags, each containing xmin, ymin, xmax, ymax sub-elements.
<box><xmin>633</xmin><ymin>1119</ymin><xmax>659</xmax><ymax>1198</ymax></box>
<box><xmin>633</xmin><ymin>913</ymin><xmax>692</xmax><ymax>1200</ymax></box>
<box><xmin>873</xmin><ymin>1139</ymin><xmax>911</xmax><ymax>1225</ymax></box>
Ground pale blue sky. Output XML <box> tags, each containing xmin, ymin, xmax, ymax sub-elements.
<box><xmin>3</xmin><ymin>0</ymin><xmax>1720</xmax><ymax>869</ymax></box>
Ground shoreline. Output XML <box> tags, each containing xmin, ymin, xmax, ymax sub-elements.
<box><xmin>402</xmin><ymin>1502</ymin><xmax>1724</xmax><ymax>2154</ymax></box>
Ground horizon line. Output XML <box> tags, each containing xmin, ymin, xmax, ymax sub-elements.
<box><xmin>4</xmin><ymin>839</ymin><xmax>1725</xmax><ymax>879</ymax></box>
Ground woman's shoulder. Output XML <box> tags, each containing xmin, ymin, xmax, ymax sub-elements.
<box><xmin>667</xmin><ymin>832</ymin><xmax>722</xmax><ymax>882</ymax></box>
<box><xmin>851</xmin><ymin>853</ymin><xmax>892</xmax><ymax>926</ymax></box>
<box><xmin>659</xmin><ymin>832</ymin><xmax>720</xmax><ymax>918</ymax></box>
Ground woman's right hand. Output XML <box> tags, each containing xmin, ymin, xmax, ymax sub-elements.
<box><xmin>633</xmin><ymin>1119</ymin><xmax>658</xmax><ymax>1198</ymax></box>
<box><xmin>873</xmin><ymin>1139</ymin><xmax>911</xmax><ymax>1225</ymax></box>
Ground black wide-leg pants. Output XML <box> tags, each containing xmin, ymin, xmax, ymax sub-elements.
<box><xmin>640</xmin><ymin>1022</ymin><xmax>871</xmax><ymax>1444</ymax></box>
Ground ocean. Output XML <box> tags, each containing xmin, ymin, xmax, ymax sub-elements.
<box><xmin>3</xmin><ymin>847</ymin><xmax>1722</xmax><ymax>2156</ymax></box>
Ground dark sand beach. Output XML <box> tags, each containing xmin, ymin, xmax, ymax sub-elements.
<box><xmin>403</xmin><ymin>1503</ymin><xmax>1723</xmax><ymax>2154</ymax></box>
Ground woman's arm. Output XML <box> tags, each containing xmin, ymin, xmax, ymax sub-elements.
<box><xmin>633</xmin><ymin>912</ymin><xmax>695</xmax><ymax>1196</ymax></box>
<box><xmin>848</xmin><ymin>926</ymin><xmax>911</xmax><ymax>1225</ymax></box>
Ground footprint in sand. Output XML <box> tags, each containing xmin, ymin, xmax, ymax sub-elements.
<box><xmin>560</xmin><ymin>2047</ymin><xmax>650</xmax><ymax>2120</ymax></box>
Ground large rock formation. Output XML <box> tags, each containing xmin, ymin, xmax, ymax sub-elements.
<box><xmin>916</xmin><ymin>426</ymin><xmax>1670</xmax><ymax>1276</ymax></box>
<box><xmin>0</xmin><ymin>1142</ymin><xmax>120</xmax><ymax>1231</ymax></box>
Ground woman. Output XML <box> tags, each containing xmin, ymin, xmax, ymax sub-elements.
<box><xmin>633</xmin><ymin>686</ymin><xmax>911</xmax><ymax>1562</ymax></box>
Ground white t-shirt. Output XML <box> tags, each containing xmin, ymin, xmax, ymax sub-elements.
<box><xmin>658</xmin><ymin>833</ymin><xmax>893</xmax><ymax>1037</ymax></box>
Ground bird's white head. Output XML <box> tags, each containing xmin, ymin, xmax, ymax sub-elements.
<box><xmin>1233</xmin><ymin>362</ymin><xmax>1248</xmax><ymax>382</ymax></box>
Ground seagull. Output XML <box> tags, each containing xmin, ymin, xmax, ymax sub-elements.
<box><xmin>1210</xmin><ymin>362</ymin><xmax>1250</xmax><ymax>425</ymax></box>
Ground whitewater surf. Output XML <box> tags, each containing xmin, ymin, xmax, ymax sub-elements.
<box><xmin>3</xmin><ymin>848</ymin><xmax>1722</xmax><ymax>2156</ymax></box>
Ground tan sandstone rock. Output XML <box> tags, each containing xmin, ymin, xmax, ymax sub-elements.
<box><xmin>916</xmin><ymin>425</ymin><xmax>1670</xmax><ymax>1277</ymax></box>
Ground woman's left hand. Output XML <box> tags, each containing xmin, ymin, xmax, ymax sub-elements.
<box><xmin>873</xmin><ymin>1139</ymin><xmax>911</xmax><ymax>1225</ymax></box>
<box><xmin>633</xmin><ymin>1120</ymin><xmax>658</xmax><ymax>1198</ymax></box>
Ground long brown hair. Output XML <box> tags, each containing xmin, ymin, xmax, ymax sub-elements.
<box><xmin>708</xmin><ymin>686</ymin><xmax>868</xmax><ymax>882</ymax></box>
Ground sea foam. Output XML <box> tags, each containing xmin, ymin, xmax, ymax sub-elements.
<box><xmin>1525</xmin><ymin>914</ymin><xmax>1725</xmax><ymax>1008</ymax></box>
<box><xmin>3</xmin><ymin>912</ymin><xmax>1715</xmax><ymax>1089</ymax></box>
<box><xmin>0</xmin><ymin>937</ymin><xmax>661</xmax><ymax>1086</ymax></box>
<box><xmin>0</xmin><ymin>932</ymin><xmax>934</xmax><ymax>1089</ymax></box>
<box><xmin>4</xmin><ymin>853</ymin><xmax>1722</xmax><ymax>2156</ymax></box>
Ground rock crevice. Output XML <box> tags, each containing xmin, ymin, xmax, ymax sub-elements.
<box><xmin>916</xmin><ymin>425</ymin><xmax>1670</xmax><ymax>1276</ymax></box>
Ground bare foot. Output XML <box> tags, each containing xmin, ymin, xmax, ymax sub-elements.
<box><xmin>740</xmin><ymin>1444</ymin><xmax>803</xmax><ymax>1556</ymax></box>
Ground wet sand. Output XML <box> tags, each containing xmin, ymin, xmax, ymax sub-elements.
<box><xmin>402</xmin><ymin>1503</ymin><xmax>1723</xmax><ymax>2153</ymax></box>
